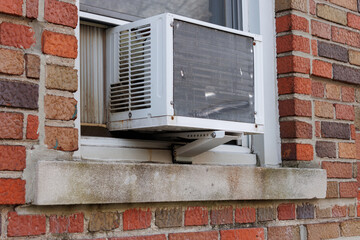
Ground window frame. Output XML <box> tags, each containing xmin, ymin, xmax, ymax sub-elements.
<box><xmin>75</xmin><ymin>0</ymin><xmax>280</xmax><ymax>167</ymax></box>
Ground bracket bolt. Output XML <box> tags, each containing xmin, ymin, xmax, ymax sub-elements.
<box><xmin>211</xmin><ymin>132</ymin><xmax>216</xmax><ymax>138</ymax></box>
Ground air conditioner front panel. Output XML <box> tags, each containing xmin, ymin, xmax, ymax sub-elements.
<box><xmin>173</xmin><ymin>20</ymin><xmax>255</xmax><ymax>123</ymax></box>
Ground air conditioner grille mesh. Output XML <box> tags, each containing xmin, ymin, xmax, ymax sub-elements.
<box><xmin>110</xmin><ymin>24</ymin><xmax>151</xmax><ymax>113</ymax></box>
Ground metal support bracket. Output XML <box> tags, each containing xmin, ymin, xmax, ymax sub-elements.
<box><xmin>169</xmin><ymin>131</ymin><xmax>240</xmax><ymax>163</ymax></box>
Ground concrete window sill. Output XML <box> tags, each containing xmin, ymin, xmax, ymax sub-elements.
<box><xmin>34</xmin><ymin>161</ymin><xmax>327</xmax><ymax>205</ymax></box>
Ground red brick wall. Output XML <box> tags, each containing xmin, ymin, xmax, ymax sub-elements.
<box><xmin>0</xmin><ymin>0</ymin><xmax>359</xmax><ymax>239</ymax></box>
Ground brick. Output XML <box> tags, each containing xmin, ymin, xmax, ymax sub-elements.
<box><xmin>357</xmin><ymin>89</ymin><xmax>360</xmax><ymax>102</ymax></box>
<box><xmin>349</xmin><ymin>204</ymin><xmax>356</xmax><ymax>217</ymax></box>
<box><xmin>316</xmin><ymin>206</ymin><xmax>332</xmax><ymax>218</ymax></box>
<box><xmin>311</xmin><ymin>39</ymin><xmax>317</xmax><ymax>56</ymax></box>
<box><xmin>357</xmin><ymin>133</ymin><xmax>360</xmax><ymax>159</ymax></box>
<box><xmin>277</xmin><ymin>55</ymin><xmax>310</xmax><ymax>74</ymax></box>
<box><xmin>297</xmin><ymin>203</ymin><xmax>314</xmax><ymax>219</ymax></box>
<box><xmin>0</xmin><ymin>145</ymin><xmax>25</xmax><ymax>170</ymax></box>
<box><xmin>278</xmin><ymin>203</ymin><xmax>295</xmax><ymax>220</ymax></box>
<box><xmin>123</xmin><ymin>208</ymin><xmax>151</xmax><ymax>231</ymax></box>
<box><xmin>45</xmin><ymin>95</ymin><xmax>77</xmax><ymax>120</ymax></box>
<box><xmin>111</xmin><ymin>235</ymin><xmax>166</xmax><ymax>240</ymax></box>
<box><xmin>0</xmin><ymin>48</ymin><xmax>24</xmax><ymax>75</ymax></box>
<box><xmin>0</xmin><ymin>81</ymin><xmax>38</xmax><ymax>109</ymax></box>
<box><xmin>50</xmin><ymin>213</ymin><xmax>84</xmax><ymax>233</ymax></box>
<box><xmin>277</xmin><ymin>77</ymin><xmax>311</xmax><ymax>95</ymax></box>
<box><xmin>0</xmin><ymin>178</ymin><xmax>25</xmax><ymax>204</ymax></box>
<box><xmin>322</xmin><ymin>162</ymin><xmax>352</xmax><ymax>178</ymax></box>
<box><xmin>326</xmin><ymin>84</ymin><xmax>341</xmax><ymax>100</ymax></box>
<box><xmin>7</xmin><ymin>212</ymin><xmax>46</xmax><ymax>237</ymax></box>
<box><xmin>312</xmin><ymin>81</ymin><xmax>324</xmax><ymax>98</ymax></box>
<box><xmin>333</xmin><ymin>64</ymin><xmax>360</xmax><ymax>85</ymax></box>
<box><xmin>210</xmin><ymin>206</ymin><xmax>233</xmax><ymax>225</ymax></box>
<box><xmin>0</xmin><ymin>0</ymin><xmax>22</xmax><ymax>16</ymax></box>
<box><xmin>280</xmin><ymin>121</ymin><xmax>312</xmax><ymax>139</ymax></box>
<box><xmin>268</xmin><ymin>226</ymin><xmax>300</xmax><ymax>240</ymax></box>
<box><xmin>278</xmin><ymin>99</ymin><xmax>311</xmax><ymax>117</ymax></box>
<box><xmin>276</xmin><ymin>14</ymin><xmax>309</xmax><ymax>33</ymax></box>
<box><xmin>282</xmin><ymin>143</ymin><xmax>313</xmax><ymax>161</ymax></box>
<box><xmin>45</xmin><ymin>0</ymin><xmax>78</xmax><ymax>28</ymax></box>
<box><xmin>327</xmin><ymin>181</ymin><xmax>339</xmax><ymax>198</ymax></box>
<box><xmin>312</xmin><ymin>60</ymin><xmax>332</xmax><ymax>79</ymax></box>
<box><xmin>42</xmin><ymin>31</ymin><xmax>77</xmax><ymax>58</ymax></box>
<box><xmin>25</xmin><ymin>54</ymin><xmax>40</xmax><ymax>79</ymax></box>
<box><xmin>318</xmin><ymin>41</ymin><xmax>348</xmax><ymax>62</ymax></box>
<box><xmin>276</xmin><ymin>35</ymin><xmax>310</xmax><ymax>53</ymax></box>
<box><xmin>315</xmin><ymin>121</ymin><xmax>321</xmax><ymax>137</ymax></box>
<box><xmin>306</xmin><ymin>222</ymin><xmax>340</xmax><ymax>240</ymax></box>
<box><xmin>335</xmin><ymin>104</ymin><xmax>354</xmax><ymax>120</ymax></box>
<box><xmin>330</xmin><ymin>0</ymin><xmax>358</xmax><ymax>11</ymax></box>
<box><xmin>317</xmin><ymin>4</ymin><xmax>347</xmax><ymax>25</ymax></box>
<box><xmin>332</xmin><ymin>26</ymin><xmax>360</xmax><ymax>48</ymax></box>
<box><xmin>356</xmin><ymin>107</ymin><xmax>360</xmax><ymax>130</ymax></box>
<box><xmin>341</xmin><ymin>220</ymin><xmax>360</xmax><ymax>236</ymax></box>
<box><xmin>221</xmin><ymin>228</ymin><xmax>264</xmax><ymax>240</ymax></box>
<box><xmin>332</xmin><ymin>205</ymin><xmax>347</xmax><ymax>217</ymax></box>
<box><xmin>275</xmin><ymin>0</ymin><xmax>307</xmax><ymax>12</ymax></box>
<box><xmin>0</xmin><ymin>22</ymin><xmax>35</xmax><ymax>49</ymax></box>
<box><xmin>349</xmin><ymin>50</ymin><xmax>360</xmax><ymax>66</ymax></box>
<box><xmin>316</xmin><ymin>141</ymin><xmax>336</xmax><ymax>158</ymax></box>
<box><xmin>88</xmin><ymin>212</ymin><xmax>120</xmax><ymax>232</ymax></box>
<box><xmin>340</xmin><ymin>181</ymin><xmax>357</xmax><ymax>197</ymax></box>
<box><xmin>46</xmin><ymin>64</ymin><xmax>78</xmax><ymax>92</ymax></box>
<box><xmin>350</xmin><ymin>124</ymin><xmax>356</xmax><ymax>139</ymax></box>
<box><xmin>257</xmin><ymin>207</ymin><xmax>275</xmax><ymax>222</ymax></box>
<box><xmin>0</xmin><ymin>112</ymin><xmax>23</xmax><ymax>139</ymax></box>
<box><xmin>321</xmin><ymin>122</ymin><xmax>350</xmax><ymax>139</ymax></box>
<box><xmin>169</xmin><ymin>231</ymin><xmax>218</xmax><ymax>240</ymax></box>
<box><xmin>45</xmin><ymin>126</ymin><xmax>78</xmax><ymax>151</ymax></box>
<box><xmin>339</xmin><ymin>142</ymin><xmax>356</xmax><ymax>159</ymax></box>
<box><xmin>342</xmin><ymin>86</ymin><xmax>355</xmax><ymax>102</ymax></box>
<box><xmin>26</xmin><ymin>0</ymin><xmax>38</xmax><ymax>18</ymax></box>
<box><xmin>315</xmin><ymin>101</ymin><xmax>334</xmax><ymax>119</ymax></box>
<box><xmin>184</xmin><ymin>207</ymin><xmax>208</xmax><ymax>226</ymax></box>
<box><xmin>348</xmin><ymin>13</ymin><xmax>360</xmax><ymax>31</ymax></box>
<box><xmin>311</xmin><ymin>20</ymin><xmax>331</xmax><ymax>39</ymax></box>
<box><xmin>358</xmin><ymin>0</ymin><xmax>360</xmax><ymax>13</ymax></box>
<box><xmin>155</xmin><ymin>208</ymin><xmax>182</xmax><ymax>228</ymax></box>
<box><xmin>310</xmin><ymin>0</ymin><xmax>316</xmax><ymax>14</ymax></box>
<box><xmin>26</xmin><ymin>115</ymin><xmax>39</xmax><ymax>140</ymax></box>
<box><xmin>235</xmin><ymin>207</ymin><xmax>256</xmax><ymax>223</ymax></box>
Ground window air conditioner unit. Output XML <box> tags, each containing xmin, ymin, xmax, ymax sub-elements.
<box><xmin>106</xmin><ymin>13</ymin><xmax>264</xmax><ymax>134</ymax></box>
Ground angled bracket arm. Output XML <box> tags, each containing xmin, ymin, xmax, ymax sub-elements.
<box><xmin>172</xmin><ymin>131</ymin><xmax>240</xmax><ymax>163</ymax></box>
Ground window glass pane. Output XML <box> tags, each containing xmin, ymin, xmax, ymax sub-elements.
<box><xmin>80</xmin><ymin>0</ymin><xmax>242</xmax><ymax>29</ymax></box>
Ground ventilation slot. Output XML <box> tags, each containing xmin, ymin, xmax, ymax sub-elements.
<box><xmin>110</xmin><ymin>24</ymin><xmax>152</xmax><ymax>113</ymax></box>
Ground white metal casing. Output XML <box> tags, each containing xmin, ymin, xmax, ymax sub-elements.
<box><xmin>106</xmin><ymin>13</ymin><xmax>264</xmax><ymax>134</ymax></box>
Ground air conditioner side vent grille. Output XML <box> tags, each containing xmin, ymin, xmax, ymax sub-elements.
<box><xmin>110</xmin><ymin>24</ymin><xmax>152</xmax><ymax>113</ymax></box>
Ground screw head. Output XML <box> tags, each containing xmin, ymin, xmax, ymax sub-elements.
<box><xmin>211</xmin><ymin>132</ymin><xmax>216</xmax><ymax>138</ymax></box>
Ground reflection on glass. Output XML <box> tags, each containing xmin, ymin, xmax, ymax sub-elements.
<box><xmin>81</xmin><ymin>0</ymin><xmax>242</xmax><ymax>29</ymax></box>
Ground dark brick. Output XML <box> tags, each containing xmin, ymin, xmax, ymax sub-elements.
<box><xmin>0</xmin><ymin>80</ymin><xmax>38</xmax><ymax>109</ymax></box>
<box><xmin>155</xmin><ymin>208</ymin><xmax>182</xmax><ymax>228</ymax></box>
<box><xmin>321</xmin><ymin>122</ymin><xmax>350</xmax><ymax>140</ymax></box>
<box><xmin>297</xmin><ymin>203</ymin><xmax>314</xmax><ymax>219</ymax></box>
<box><xmin>88</xmin><ymin>212</ymin><xmax>120</xmax><ymax>232</ymax></box>
<box><xmin>359</xmin><ymin>0</ymin><xmax>360</xmax><ymax>13</ymax></box>
<box><xmin>210</xmin><ymin>206</ymin><xmax>233</xmax><ymax>225</ymax></box>
<box><xmin>333</xmin><ymin>64</ymin><xmax>360</xmax><ymax>85</ymax></box>
<box><xmin>257</xmin><ymin>207</ymin><xmax>275</xmax><ymax>222</ymax></box>
<box><xmin>316</xmin><ymin>141</ymin><xmax>336</xmax><ymax>158</ymax></box>
<box><xmin>318</xmin><ymin>41</ymin><xmax>348</xmax><ymax>62</ymax></box>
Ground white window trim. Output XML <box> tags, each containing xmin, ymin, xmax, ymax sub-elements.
<box><xmin>74</xmin><ymin>0</ymin><xmax>280</xmax><ymax>167</ymax></box>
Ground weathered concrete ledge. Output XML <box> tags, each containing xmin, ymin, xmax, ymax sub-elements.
<box><xmin>34</xmin><ymin>161</ymin><xmax>327</xmax><ymax>205</ymax></box>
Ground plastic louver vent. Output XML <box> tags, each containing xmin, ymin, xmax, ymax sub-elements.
<box><xmin>110</xmin><ymin>24</ymin><xmax>151</xmax><ymax>113</ymax></box>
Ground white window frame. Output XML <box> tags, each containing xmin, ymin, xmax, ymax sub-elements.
<box><xmin>74</xmin><ymin>0</ymin><xmax>280</xmax><ymax>167</ymax></box>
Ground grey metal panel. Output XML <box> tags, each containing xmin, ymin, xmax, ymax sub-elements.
<box><xmin>173</xmin><ymin>20</ymin><xmax>255</xmax><ymax>123</ymax></box>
